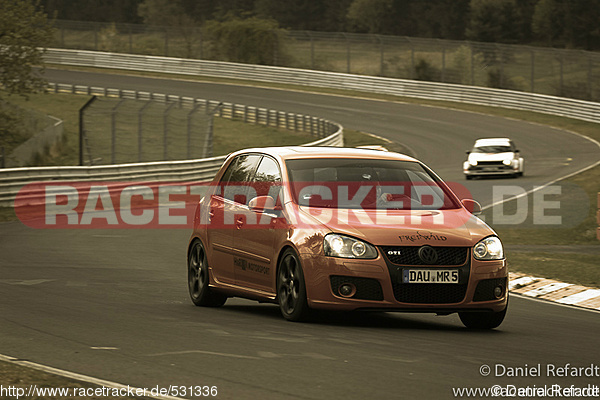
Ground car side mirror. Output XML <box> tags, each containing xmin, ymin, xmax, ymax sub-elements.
<box><xmin>461</xmin><ymin>199</ymin><xmax>482</xmax><ymax>215</ymax></box>
<box><xmin>515</xmin><ymin>149</ymin><xmax>520</xmax><ymax>153</ymax></box>
<box><xmin>248</xmin><ymin>195</ymin><xmax>276</xmax><ymax>212</ymax></box>
<box><xmin>465</xmin><ymin>151</ymin><xmax>470</xmax><ymax>155</ymax></box>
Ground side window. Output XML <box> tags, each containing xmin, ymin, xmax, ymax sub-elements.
<box><xmin>253</xmin><ymin>156</ymin><xmax>282</xmax><ymax>198</ymax></box>
<box><xmin>219</xmin><ymin>157</ymin><xmax>240</xmax><ymax>184</ymax></box>
<box><xmin>220</xmin><ymin>155</ymin><xmax>261</xmax><ymax>203</ymax></box>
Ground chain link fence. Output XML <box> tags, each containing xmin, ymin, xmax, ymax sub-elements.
<box><xmin>80</xmin><ymin>96</ymin><xmax>216</xmax><ymax>166</ymax></box>
<box><xmin>67</xmin><ymin>83</ymin><xmax>338</xmax><ymax>166</ymax></box>
<box><xmin>53</xmin><ymin>20</ymin><xmax>600</xmax><ymax>102</ymax></box>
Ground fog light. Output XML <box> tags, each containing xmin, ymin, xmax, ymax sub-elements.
<box><xmin>338</xmin><ymin>283</ymin><xmax>356</xmax><ymax>298</ymax></box>
<box><xmin>494</xmin><ymin>285</ymin><xmax>504</xmax><ymax>299</ymax></box>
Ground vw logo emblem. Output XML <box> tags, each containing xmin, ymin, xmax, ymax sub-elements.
<box><xmin>418</xmin><ymin>245</ymin><xmax>438</xmax><ymax>265</ymax></box>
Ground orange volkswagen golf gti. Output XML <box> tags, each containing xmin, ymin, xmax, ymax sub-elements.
<box><xmin>188</xmin><ymin>147</ymin><xmax>508</xmax><ymax>329</ymax></box>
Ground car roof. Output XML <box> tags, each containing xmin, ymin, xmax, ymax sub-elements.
<box><xmin>227</xmin><ymin>146</ymin><xmax>419</xmax><ymax>163</ymax></box>
<box><xmin>473</xmin><ymin>138</ymin><xmax>512</xmax><ymax>146</ymax></box>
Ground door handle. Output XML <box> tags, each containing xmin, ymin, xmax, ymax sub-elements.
<box><xmin>235</xmin><ymin>217</ymin><xmax>244</xmax><ymax>229</ymax></box>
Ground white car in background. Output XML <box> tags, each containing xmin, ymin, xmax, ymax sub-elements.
<box><xmin>463</xmin><ymin>138</ymin><xmax>524</xmax><ymax>180</ymax></box>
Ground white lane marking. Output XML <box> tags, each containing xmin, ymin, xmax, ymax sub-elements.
<box><xmin>90</xmin><ymin>347</ymin><xmax>119</xmax><ymax>350</ymax></box>
<box><xmin>0</xmin><ymin>353</ymin><xmax>186</xmax><ymax>400</ymax></box>
<box><xmin>557</xmin><ymin>289</ymin><xmax>600</xmax><ymax>305</ymax></box>
<box><xmin>256</xmin><ymin>351</ymin><xmax>334</xmax><ymax>360</ymax></box>
<box><xmin>523</xmin><ymin>282</ymin><xmax>572</xmax><ymax>298</ymax></box>
<box><xmin>148</xmin><ymin>350</ymin><xmax>259</xmax><ymax>359</ymax></box>
<box><xmin>508</xmin><ymin>276</ymin><xmax>540</xmax><ymax>290</ymax></box>
<box><xmin>0</xmin><ymin>279</ymin><xmax>55</xmax><ymax>286</ymax></box>
<box><xmin>91</xmin><ymin>235</ymin><xmax>126</xmax><ymax>238</ymax></box>
<box><xmin>511</xmin><ymin>293</ymin><xmax>600</xmax><ymax>314</ymax></box>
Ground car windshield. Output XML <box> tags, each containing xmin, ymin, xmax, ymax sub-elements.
<box><xmin>285</xmin><ymin>158</ymin><xmax>460</xmax><ymax>210</ymax></box>
<box><xmin>472</xmin><ymin>145</ymin><xmax>512</xmax><ymax>153</ymax></box>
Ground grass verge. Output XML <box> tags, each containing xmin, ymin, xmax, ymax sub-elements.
<box><xmin>506</xmin><ymin>252</ymin><xmax>600</xmax><ymax>288</ymax></box>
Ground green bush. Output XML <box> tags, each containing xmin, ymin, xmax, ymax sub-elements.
<box><xmin>204</xmin><ymin>17</ymin><xmax>287</xmax><ymax>65</ymax></box>
<box><xmin>414</xmin><ymin>58</ymin><xmax>441</xmax><ymax>81</ymax></box>
<box><xmin>0</xmin><ymin>100</ymin><xmax>33</xmax><ymax>153</ymax></box>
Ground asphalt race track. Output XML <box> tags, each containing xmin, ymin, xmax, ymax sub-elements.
<box><xmin>0</xmin><ymin>69</ymin><xmax>599</xmax><ymax>399</ymax></box>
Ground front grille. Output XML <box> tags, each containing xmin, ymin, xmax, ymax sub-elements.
<box><xmin>392</xmin><ymin>282</ymin><xmax>468</xmax><ymax>304</ymax></box>
<box><xmin>330</xmin><ymin>276</ymin><xmax>384</xmax><ymax>301</ymax></box>
<box><xmin>381</xmin><ymin>246</ymin><xmax>469</xmax><ymax>266</ymax></box>
<box><xmin>473</xmin><ymin>277</ymin><xmax>507</xmax><ymax>302</ymax></box>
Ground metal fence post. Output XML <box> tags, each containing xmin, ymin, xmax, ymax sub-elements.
<box><xmin>308</xmin><ymin>32</ymin><xmax>315</xmax><ymax>70</ymax></box>
<box><xmin>273</xmin><ymin>30</ymin><xmax>278</xmax><ymax>65</ymax></box>
<box><xmin>377</xmin><ymin>35</ymin><xmax>384</xmax><ymax>76</ymax></box>
<box><xmin>440</xmin><ymin>40</ymin><xmax>446</xmax><ymax>82</ymax></box>
<box><xmin>407</xmin><ymin>37</ymin><xmax>415</xmax><ymax>80</ymax></box>
<box><xmin>204</xmin><ymin>102</ymin><xmax>223</xmax><ymax>158</ymax></box>
<box><xmin>164</xmin><ymin>29</ymin><xmax>169</xmax><ymax>57</ymax></box>
<box><xmin>79</xmin><ymin>96</ymin><xmax>97</xmax><ymax>166</ymax></box>
<box><xmin>138</xmin><ymin>101</ymin><xmax>152</xmax><ymax>162</ymax></box>
<box><xmin>111</xmin><ymin>99</ymin><xmax>125</xmax><ymax>164</ymax></box>
<box><xmin>343</xmin><ymin>33</ymin><xmax>350</xmax><ymax>73</ymax></box>
<box><xmin>470</xmin><ymin>42</ymin><xmax>474</xmax><ymax>85</ymax></box>
<box><xmin>559</xmin><ymin>52</ymin><xmax>564</xmax><ymax>96</ymax></box>
<box><xmin>163</xmin><ymin>102</ymin><xmax>175</xmax><ymax>160</ymax></box>
<box><xmin>589</xmin><ymin>56</ymin><xmax>593</xmax><ymax>99</ymax></box>
<box><xmin>531</xmin><ymin>50</ymin><xmax>535</xmax><ymax>92</ymax></box>
<box><xmin>187</xmin><ymin>102</ymin><xmax>203</xmax><ymax>159</ymax></box>
<box><xmin>199</xmin><ymin>31</ymin><xmax>203</xmax><ymax>59</ymax></box>
<box><xmin>94</xmin><ymin>25</ymin><xmax>98</xmax><ymax>50</ymax></box>
<box><xmin>129</xmin><ymin>25</ymin><xmax>133</xmax><ymax>54</ymax></box>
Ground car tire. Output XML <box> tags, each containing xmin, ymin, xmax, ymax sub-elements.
<box><xmin>459</xmin><ymin>300</ymin><xmax>508</xmax><ymax>330</ymax></box>
<box><xmin>465</xmin><ymin>175</ymin><xmax>473</xmax><ymax>180</ymax></box>
<box><xmin>188</xmin><ymin>240</ymin><xmax>227</xmax><ymax>307</ymax></box>
<box><xmin>277</xmin><ymin>248</ymin><xmax>310</xmax><ymax>322</ymax></box>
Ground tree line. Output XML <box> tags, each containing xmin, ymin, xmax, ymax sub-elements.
<box><xmin>40</xmin><ymin>0</ymin><xmax>600</xmax><ymax>50</ymax></box>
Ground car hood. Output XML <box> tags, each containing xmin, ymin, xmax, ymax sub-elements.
<box><xmin>468</xmin><ymin>152</ymin><xmax>514</xmax><ymax>163</ymax></box>
<box><xmin>296</xmin><ymin>206</ymin><xmax>494</xmax><ymax>247</ymax></box>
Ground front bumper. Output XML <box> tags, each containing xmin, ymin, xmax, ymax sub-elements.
<box><xmin>464</xmin><ymin>163</ymin><xmax>519</xmax><ymax>176</ymax></box>
<box><xmin>300</xmin><ymin>249</ymin><xmax>508</xmax><ymax>313</ymax></box>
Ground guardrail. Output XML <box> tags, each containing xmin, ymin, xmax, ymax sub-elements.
<box><xmin>44</xmin><ymin>48</ymin><xmax>600</xmax><ymax>124</ymax></box>
<box><xmin>0</xmin><ymin>82</ymin><xmax>343</xmax><ymax>206</ymax></box>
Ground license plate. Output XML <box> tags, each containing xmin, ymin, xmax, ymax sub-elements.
<box><xmin>483</xmin><ymin>167</ymin><xmax>497</xmax><ymax>172</ymax></box>
<box><xmin>402</xmin><ymin>269</ymin><xmax>459</xmax><ymax>284</ymax></box>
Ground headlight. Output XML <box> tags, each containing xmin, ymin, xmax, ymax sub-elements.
<box><xmin>473</xmin><ymin>236</ymin><xmax>504</xmax><ymax>260</ymax></box>
<box><xmin>469</xmin><ymin>160</ymin><xmax>478</xmax><ymax>166</ymax></box>
<box><xmin>323</xmin><ymin>234</ymin><xmax>378</xmax><ymax>259</ymax></box>
<box><xmin>502</xmin><ymin>159</ymin><xmax>512</xmax><ymax>166</ymax></box>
